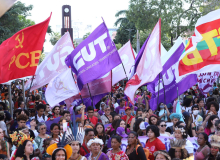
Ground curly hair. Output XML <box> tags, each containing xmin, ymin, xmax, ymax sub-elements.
<box><xmin>17</xmin><ymin>114</ymin><xmax>28</xmax><ymax>121</ymax></box>
<box><xmin>168</xmin><ymin>148</ymin><xmax>189</xmax><ymax>159</ymax></box>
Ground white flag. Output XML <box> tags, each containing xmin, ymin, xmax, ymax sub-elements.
<box><xmin>45</xmin><ymin>68</ymin><xmax>79</xmax><ymax>107</ymax></box>
<box><xmin>0</xmin><ymin>0</ymin><xmax>16</xmax><ymax>17</ymax></box>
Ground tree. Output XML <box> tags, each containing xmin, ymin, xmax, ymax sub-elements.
<box><xmin>114</xmin><ymin>10</ymin><xmax>129</xmax><ymax>26</ymax></box>
<box><xmin>0</xmin><ymin>1</ymin><xmax>34</xmax><ymax>44</ymax></box>
<box><xmin>127</xmin><ymin>0</ymin><xmax>213</xmax><ymax>47</ymax></box>
<box><xmin>83</xmin><ymin>32</ymin><xmax>91</xmax><ymax>40</ymax></box>
<box><xmin>50</xmin><ymin>32</ymin><xmax>61</xmax><ymax>46</ymax></box>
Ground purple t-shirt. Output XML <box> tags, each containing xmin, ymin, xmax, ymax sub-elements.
<box><xmin>115</xmin><ymin>106</ymin><xmax>125</xmax><ymax>114</ymax></box>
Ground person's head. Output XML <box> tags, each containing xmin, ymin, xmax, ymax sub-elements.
<box><xmin>149</xmin><ymin>114</ymin><xmax>159</xmax><ymax>125</ymax></box>
<box><xmin>50</xmin><ymin>123</ymin><xmax>60</xmax><ymax>137</ymax></box>
<box><xmin>170</xmin><ymin>113</ymin><xmax>181</xmax><ymax>126</ymax></box>
<box><xmin>146</xmin><ymin>125</ymin><xmax>160</xmax><ymax>140</ymax></box>
<box><xmin>30</xmin><ymin>95</ymin><xmax>35</xmax><ymax>101</ymax></box>
<box><xmin>87</xmin><ymin>106</ymin><xmax>94</xmax><ymax>117</ymax></box>
<box><xmin>38</xmin><ymin>122</ymin><xmax>47</xmax><ymax>135</ymax></box>
<box><xmin>154</xmin><ymin>150</ymin><xmax>171</xmax><ymax>160</ymax></box>
<box><xmin>207</xmin><ymin>101</ymin><xmax>219</xmax><ymax>113</ymax></box>
<box><xmin>157</xmin><ymin>120</ymin><xmax>167</xmax><ymax>133</ymax></box>
<box><xmin>108</xmin><ymin>114</ymin><xmax>113</xmax><ymax>123</ymax></box>
<box><xmin>113</xmin><ymin>114</ymin><xmax>120</xmax><ymax>120</ymax></box>
<box><xmin>18</xmin><ymin>101</ymin><xmax>25</xmax><ymax>109</ymax></box>
<box><xmin>0</xmin><ymin>128</ymin><xmax>4</xmax><ymax>140</ymax></box>
<box><xmin>94</xmin><ymin>123</ymin><xmax>105</xmax><ymax>136</ymax></box>
<box><xmin>18</xmin><ymin>109</ymin><xmax>30</xmax><ymax>117</ymax></box>
<box><xmin>52</xmin><ymin>106</ymin><xmax>60</xmax><ymax>115</ymax></box>
<box><xmin>44</xmin><ymin>138</ymin><xmax>55</xmax><ymax>151</ymax></box>
<box><xmin>207</xmin><ymin>115</ymin><xmax>219</xmax><ymax>129</ymax></box>
<box><xmin>136</xmin><ymin>108</ymin><xmax>143</xmax><ymax>117</ymax></box>
<box><xmin>35</xmin><ymin>94</ymin><xmax>41</xmax><ymax>101</ymax></box>
<box><xmin>197</xmin><ymin>133</ymin><xmax>211</xmax><ymax>147</ymax></box>
<box><xmin>62</xmin><ymin>111</ymin><xmax>70</xmax><ymax>122</ymax></box>
<box><xmin>183</xmin><ymin>98</ymin><xmax>193</xmax><ymax>107</ymax></box>
<box><xmin>206</xmin><ymin>97</ymin><xmax>216</xmax><ymax>106</ymax></box>
<box><xmin>215</xmin><ymin>120</ymin><xmax>220</xmax><ymax>136</ymax></box>
<box><xmin>46</xmin><ymin>104</ymin><xmax>51</xmax><ymax>113</ymax></box>
<box><xmin>191</xmin><ymin>105</ymin><xmax>199</xmax><ymax>116</ymax></box>
<box><xmin>125</xmin><ymin>107</ymin><xmax>131</xmax><ymax>116</ymax></box>
<box><xmin>85</xmin><ymin>128</ymin><xmax>94</xmax><ymax>142</ymax></box>
<box><xmin>139</xmin><ymin>122</ymin><xmax>149</xmax><ymax>135</ymax></box>
<box><xmin>112</xmin><ymin>97</ymin><xmax>117</xmax><ymax>103</ymax></box>
<box><xmin>17</xmin><ymin>114</ymin><xmax>28</xmax><ymax>128</ymax></box>
<box><xmin>37</xmin><ymin>104</ymin><xmax>46</xmax><ymax>116</ymax></box>
<box><xmin>111</xmin><ymin>135</ymin><xmax>121</xmax><ymax>150</ymax></box>
<box><xmin>157</xmin><ymin>103</ymin><xmax>165</xmax><ymax>112</ymax></box>
<box><xmin>197</xmin><ymin>98</ymin><xmax>204</xmax><ymax>109</ymax></box>
<box><xmin>194</xmin><ymin>97</ymin><xmax>198</xmax><ymax>104</ymax></box>
<box><xmin>195</xmin><ymin>125</ymin><xmax>204</xmax><ymax>135</ymax></box>
<box><xmin>210</xmin><ymin>135</ymin><xmax>220</xmax><ymax>157</ymax></box>
<box><xmin>0</xmin><ymin>102</ymin><xmax>7</xmax><ymax>110</ymax></box>
<box><xmin>69</xmin><ymin>141</ymin><xmax>81</xmax><ymax>154</ymax></box>
<box><xmin>134</xmin><ymin>118</ymin><xmax>144</xmax><ymax>132</ymax></box>
<box><xmin>15</xmin><ymin>140</ymin><xmax>34</xmax><ymax>158</ymax></box>
<box><xmin>127</xmin><ymin>131</ymin><xmax>141</xmax><ymax>147</ymax></box>
<box><xmin>100</xmin><ymin>102</ymin><xmax>106</xmax><ymax>110</ymax></box>
<box><xmin>52</xmin><ymin>148</ymin><xmax>67</xmax><ymax>160</ymax></box>
<box><xmin>87</xmin><ymin>138</ymin><xmax>103</xmax><ymax>154</ymax></box>
<box><xmin>104</xmin><ymin>105</ymin><xmax>111</xmax><ymax>116</ymax></box>
<box><xmin>174</xmin><ymin>125</ymin><xmax>187</xmax><ymax>140</ymax></box>
<box><xmin>120</xmin><ymin>99</ymin><xmax>125</xmax><ymax>107</ymax></box>
<box><xmin>75</xmin><ymin>105</ymin><xmax>83</xmax><ymax>115</ymax></box>
<box><xmin>168</xmin><ymin>140</ymin><xmax>189</xmax><ymax>159</ymax></box>
<box><xmin>115</xmin><ymin>119</ymin><xmax>126</xmax><ymax>130</ymax></box>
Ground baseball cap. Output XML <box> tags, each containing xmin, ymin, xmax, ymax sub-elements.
<box><xmin>75</xmin><ymin>105</ymin><xmax>83</xmax><ymax>112</ymax></box>
<box><xmin>116</xmin><ymin>127</ymin><xmax>128</xmax><ymax>138</ymax></box>
<box><xmin>125</xmin><ymin>106</ymin><xmax>131</xmax><ymax>111</ymax></box>
<box><xmin>139</xmin><ymin>122</ymin><xmax>149</xmax><ymax>130</ymax></box>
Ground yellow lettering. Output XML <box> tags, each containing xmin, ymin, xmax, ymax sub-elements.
<box><xmin>15</xmin><ymin>53</ymin><xmax>30</xmax><ymax>69</ymax></box>
<box><xmin>30</xmin><ymin>50</ymin><xmax>41</xmax><ymax>67</ymax></box>
<box><xmin>201</xmin><ymin>29</ymin><xmax>218</xmax><ymax>56</ymax></box>
<box><xmin>182</xmin><ymin>48</ymin><xmax>203</xmax><ymax>66</ymax></box>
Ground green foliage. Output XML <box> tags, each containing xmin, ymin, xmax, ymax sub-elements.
<box><xmin>114</xmin><ymin>10</ymin><xmax>129</xmax><ymax>26</ymax></box>
<box><xmin>49</xmin><ymin>32</ymin><xmax>61</xmax><ymax>46</ymax></box>
<box><xmin>73</xmin><ymin>40</ymin><xmax>78</xmax><ymax>48</ymax></box>
<box><xmin>115</xmin><ymin>43</ymin><xmax>122</xmax><ymax>50</ymax></box>
<box><xmin>127</xmin><ymin>0</ymin><xmax>212</xmax><ymax>47</ymax></box>
<box><xmin>39</xmin><ymin>52</ymin><xmax>46</xmax><ymax>64</ymax></box>
<box><xmin>0</xmin><ymin>1</ymin><xmax>33</xmax><ymax>44</ymax></box>
<box><xmin>83</xmin><ymin>32</ymin><xmax>91</xmax><ymax>40</ymax></box>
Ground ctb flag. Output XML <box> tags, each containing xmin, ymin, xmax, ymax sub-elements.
<box><xmin>65</xmin><ymin>21</ymin><xmax>122</xmax><ymax>90</ymax></box>
<box><xmin>0</xmin><ymin>13</ymin><xmax>51</xmax><ymax>83</ymax></box>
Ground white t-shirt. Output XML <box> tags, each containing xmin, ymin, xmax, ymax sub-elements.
<box><xmin>113</xmin><ymin>102</ymin><xmax>119</xmax><ymax>109</ymax></box>
<box><xmin>37</xmin><ymin>115</ymin><xmax>48</xmax><ymax>123</ymax></box>
<box><xmin>185</xmin><ymin>139</ymin><xmax>194</xmax><ymax>154</ymax></box>
<box><xmin>0</xmin><ymin>121</ymin><xmax>8</xmax><ymax>136</ymax></box>
<box><xmin>181</xmin><ymin>106</ymin><xmax>192</xmax><ymax>114</ymax></box>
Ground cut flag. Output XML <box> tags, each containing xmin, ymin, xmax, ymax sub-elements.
<box><xmin>65</xmin><ymin>21</ymin><xmax>122</xmax><ymax>90</ymax></box>
<box><xmin>0</xmin><ymin>13</ymin><xmax>51</xmax><ymax>83</ymax></box>
<box><xmin>176</xmin><ymin>9</ymin><xmax>220</xmax><ymax>82</ymax></box>
<box><xmin>27</xmin><ymin>32</ymin><xmax>74</xmax><ymax>91</ymax></box>
<box><xmin>124</xmin><ymin>19</ymin><xmax>162</xmax><ymax>104</ymax></box>
<box><xmin>112</xmin><ymin>41</ymin><xmax>135</xmax><ymax>86</ymax></box>
<box><xmin>45</xmin><ymin>68</ymin><xmax>79</xmax><ymax>107</ymax></box>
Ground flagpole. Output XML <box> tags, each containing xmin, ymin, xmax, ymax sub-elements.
<box><xmin>177</xmin><ymin>87</ymin><xmax>179</xmax><ymax>101</ymax></box>
<box><xmin>70</xmin><ymin>69</ymin><xmax>84</xmax><ymax>104</ymax></box>
<box><xmin>161</xmin><ymin>73</ymin><xmax>166</xmax><ymax>114</ymax></box>
<box><xmin>157</xmin><ymin>73</ymin><xmax>161</xmax><ymax>108</ymax></box>
<box><xmin>122</xmin><ymin>62</ymin><xmax>128</xmax><ymax>80</ymax></box>
<box><xmin>86</xmin><ymin>83</ymin><xmax>94</xmax><ymax>107</ymax></box>
<box><xmin>26</xmin><ymin>75</ymin><xmax>34</xmax><ymax>106</ymax></box>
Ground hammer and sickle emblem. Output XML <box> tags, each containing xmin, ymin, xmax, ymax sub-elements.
<box><xmin>14</xmin><ymin>32</ymin><xmax>24</xmax><ymax>49</ymax></box>
<box><xmin>8</xmin><ymin>55</ymin><xmax>16</xmax><ymax>70</ymax></box>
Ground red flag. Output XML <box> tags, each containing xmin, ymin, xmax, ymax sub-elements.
<box><xmin>0</xmin><ymin>13</ymin><xmax>51</xmax><ymax>83</ymax></box>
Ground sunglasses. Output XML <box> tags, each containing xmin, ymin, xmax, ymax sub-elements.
<box><xmin>160</xmin><ymin>125</ymin><xmax>167</xmax><ymax>127</ymax></box>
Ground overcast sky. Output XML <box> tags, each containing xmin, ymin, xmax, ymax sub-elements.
<box><xmin>19</xmin><ymin>0</ymin><xmax>130</xmax><ymax>52</ymax></box>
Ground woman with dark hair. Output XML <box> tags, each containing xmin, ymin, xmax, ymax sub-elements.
<box><xmin>94</xmin><ymin>123</ymin><xmax>109</xmax><ymax>153</ymax></box>
<box><xmin>173</xmin><ymin>125</ymin><xmax>194</xmax><ymax>156</ymax></box>
<box><xmin>182</xmin><ymin>98</ymin><xmax>193</xmax><ymax>113</ymax></box>
<box><xmin>154</xmin><ymin>150</ymin><xmax>171</xmax><ymax>160</ymax></box>
<box><xmin>126</xmin><ymin>131</ymin><xmax>147</xmax><ymax>160</ymax></box>
<box><xmin>114</xmin><ymin>119</ymin><xmax>130</xmax><ymax>134</ymax></box>
<box><xmin>112</xmin><ymin>97</ymin><xmax>119</xmax><ymax>109</ymax></box>
<box><xmin>0</xmin><ymin>128</ymin><xmax>9</xmax><ymax>159</ymax></box>
<box><xmin>107</xmin><ymin>135</ymin><xmax>128</xmax><ymax>160</ymax></box>
<box><xmin>168</xmin><ymin>139</ymin><xmax>189</xmax><ymax>159</ymax></box>
<box><xmin>134</xmin><ymin>118</ymin><xmax>144</xmax><ymax>133</ymax></box>
<box><xmin>50</xmin><ymin>123</ymin><xmax>60</xmax><ymax>143</ymax></box>
<box><xmin>157</xmin><ymin>120</ymin><xmax>170</xmax><ymax>136</ymax></box>
<box><xmin>48</xmin><ymin>106</ymin><xmax>61</xmax><ymax>120</ymax></box>
<box><xmin>207</xmin><ymin>101</ymin><xmax>219</xmax><ymax>116</ymax></box>
<box><xmin>149</xmin><ymin>114</ymin><xmax>159</xmax><ymax>126</ymax></box>
<box><xmin>15</xmin><ymin>140</ymin><xmax>34</xmax><ymax>160</ymax></box>
<box><xmin>197</xmin><ymin>98</ymin><xmax>206</xmax><ymax>117</ymax></box>
<box><xmin>69</xmin><ymin>141</ymin><xmax>86</xmax><ymax>160</ymax></box>
<box><xmin>27</xmin><ymin>95</ymin><xmax>35</xmax><ymax>109</ymax></box>
<box><xmin>156</xmin><ymin>103</ymin><xmax>170</xmax><ymax>122</ymax></box>
<box><xmin>203</xmin><ymin>115</ymin><xmax>219</xmax><ymax>136</ymax></box>
<box><xmin>145</xmin><ymin>125</ymin><xmax>165</xmax><ymax>160</ymax></box>
<box><xmin>195</xmin><ymin>133</ymin><xmax>211</xmax><ymax>160</ymax></box>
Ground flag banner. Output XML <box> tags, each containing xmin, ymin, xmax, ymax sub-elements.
<box><xmin>125</xmin><ymin>19</ymin><xmax>162</xmax><ymax>104</ymax></box>
<box><xmin>197</xmin><ymin>72</ymin><xmax>220</xmax><ymax>96</ymax></box>
<box><xmin>0</xmin><ymin>0</ymin><xmax>16</xmax><ymax>17</ymax></box>
<box><xmin>112</xmin><ymin>41</ymin><xmax>135</xmax><ymax>86</ymax></box>
<box><xmin>176</xmin><ymin>9</ymin><xmax>220</xmax><ymax>81</ymax></box>
<box><xmin>147</xmin><ymin>38</ymin><xmax>197</xmax><ymax>110</ymax></box>
<box><xmin>28</xmin><ymin>32</ymin><xmax>74</xmax><ymax>91</ymax></box>
<box><xmin>72</xmin><ymin>72</ymin><xmax>111</xmax><ymax>100</ymax></box>
<box><xmin>121</xmin><ymin>136</ymin><xmax>198</xmax><ymax>154</ymax></box>
<box><xmin>65</xmin><ymin>22</ymin><xmax>122</xmax><ymax>90</ymax></box>
<box><xmin>45</xmin><ymin>68</ymin><xmax>79</xmax><ymax>107</ymax></box>
<box><xmin>0</xmin><ymin>14</ymin><xmax>51</xmax><ymax>83</ymax></box>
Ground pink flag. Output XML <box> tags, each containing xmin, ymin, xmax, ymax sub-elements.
<box><xmin>112</xmin><ymin>41</ymin><xmax>135</xmax><ymax>86</ymax></box>
<box><xmin>72</xmin><ymin>72</ymin><xmax>111</xmax><ymax>99</ymax></box>
<box><xmin>28</xmin><ymin>32</ymin><xmax>74</xmax><ymax>91</ymax></box>
<box><xmin>124</xmin><ymin>19</ymin><xmax>162</xmax><ymax>104</ymax></box>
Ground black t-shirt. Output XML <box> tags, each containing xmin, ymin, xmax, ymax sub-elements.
<box><xmin>126</xmin><ymin>146</ymin><xmax>147</xmax><ymax>160</ymax></box>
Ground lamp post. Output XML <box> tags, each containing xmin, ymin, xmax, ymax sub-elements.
<box><xmin>125</xmin><ymin>28</ymin><xmax>134</xmax><ymax>40</ymax></box>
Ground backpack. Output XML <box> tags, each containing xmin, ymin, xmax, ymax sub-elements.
<box><xmin>136</xmin><ymin>144</ymin><xmax>150</xmax><ymax>160</ymax></box>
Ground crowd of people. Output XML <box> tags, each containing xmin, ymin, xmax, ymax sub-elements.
<box><xmin>0</xmin><ymin>82</ymin><xmax>220</xmax><ymax>160</ymax></box>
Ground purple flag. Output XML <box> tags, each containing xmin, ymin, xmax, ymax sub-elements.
<box><xmin>147</xmin><ymin>39</ymin><xmax>197</xmax><ymax>111</ymax></box>
<box><xmin>65</xmin><ymin>22</ymin><xmax>122</xmax><ymax>90</ymax></box>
